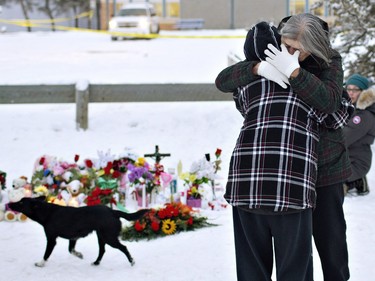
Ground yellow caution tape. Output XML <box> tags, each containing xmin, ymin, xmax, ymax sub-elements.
<box><xmin>2</xmin><ymin>10</ymin><xmax>94</xmax><ymax>24</ymax></box>
<box><xmin>0</xmin><ymin>10</ymin><xmax>245</xmax><ymax>39</ymax></box>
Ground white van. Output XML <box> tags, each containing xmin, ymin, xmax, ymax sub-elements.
<box><xmin>108</xmin><ymin>3</ymin><xmax>160</xmax><ymax>40</ymax></box>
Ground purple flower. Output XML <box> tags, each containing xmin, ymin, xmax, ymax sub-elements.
<box><xmin>127</xmin><ymin>163</ymin><xmax>135</xmax><ymax>171</ymax></box>
<box><xmin>128</xmin><ymin>172</ymin><xmax>136</xmax><ymax>183</ymax></box>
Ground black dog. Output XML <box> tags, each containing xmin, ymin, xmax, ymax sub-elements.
<box><xmin>8</xmin><ymin>196</ymin><xmax>149</xmax><ymax>267</ymax></box>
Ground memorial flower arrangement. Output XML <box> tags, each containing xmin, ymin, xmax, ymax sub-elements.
<box><xmin>25</xmin><ymin>147</ymin><xmax>224</xmax><ymax>210</ymax></box>
<box><xmin>179</xmin><ymin>148</ymin><xmax>222</xmax><ymax>200</ymax></box>
<box><xmin>31</xmin><ymin>154</ymin><xmax>85</xmax><ymax>197</ymax></box>
<box><xmin>30</xmin><ymin>151</ymin><xmax>137</xmax><ymax>205</ymax></box>
<box><xmin>127</xmin><ymin>157</ymin><xmax>158</xmax><ymax>194</ymax></box>
<box><xmin>85</xmin><ymin>155</ymin><xmax>135</xmax><ymax>207</ymax></box>
<box><xmin>121</xmin><ymin>202</ymin><xmax>216</xmax><ymax>241</ymax></box>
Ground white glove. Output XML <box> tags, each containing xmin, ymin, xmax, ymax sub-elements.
<box><xmin>265</xmin><ymin>44</ymin><xmax>300</xmax><ymax>78</ymax></box>
<box><xmin>257</xmin><ymin>61</ymin><xmax>290</xmax><ymax>89</ymax></box>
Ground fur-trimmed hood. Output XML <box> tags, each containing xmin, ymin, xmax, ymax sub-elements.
<box><xmin>356</xmin><ymin>87</ymin><xmax>375</xmax><ymax>112</ymax></box>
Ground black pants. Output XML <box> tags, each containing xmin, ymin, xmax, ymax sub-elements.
<box><xmin>313</xmin><ymin>183</ymin><xmax>350</xmax><ymax>281</ymax></box>
<box><xmin>232</xmin><ymin>207</ymin><xmax>313</xmax><ymax>281</ymax></box>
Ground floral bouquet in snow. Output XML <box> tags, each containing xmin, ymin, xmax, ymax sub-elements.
<box><xmin>127</xmin><ymin>157</ymin><xmax>155</xmax><ymax>195</ymax></box>
<box><xmin>30</xmin><ymin>150</ymin><xmax>137</xmax><ymax>206</ymax></box>
<box><xmin>126</xmin><ymin>157</ymin><xmax>168</xmax><ymax>205</ymax></box>
<box><xmin>31</xmin><ymin>154</ymin><xmax>86</xmax><ymax>197</ymax></box>
<box><xmin>179</xmin><ymin>149</ymin><xmax>222</xmax><ymax>200</ymax></box>
<box><xmin>121</xmin><ymin>202</ymin><xmax>216</xmax><ymax>241</ymax></box>
<box><xmin>85</xmin><ymin>153</ymin><xmax>135</xmax><ymax>206</ymax></box>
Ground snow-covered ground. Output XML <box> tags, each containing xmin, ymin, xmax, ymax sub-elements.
<box><xmin>0</xmin><ymin>30</ymin><xmax>374</xmax><ymax>281</ymax></box>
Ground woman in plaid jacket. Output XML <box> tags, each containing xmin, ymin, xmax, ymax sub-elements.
<box><xmin>216</xmin><ymin>14</ymin><xmax>351</xmax><ymax>281</ymax></box>
<box><xmin>226</xmin><ymin>21</ymin><xmax>324</xmax><ymax>281</ymax></box>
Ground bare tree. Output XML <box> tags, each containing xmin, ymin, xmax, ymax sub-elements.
<box><xmin>329</xmin><ymin>0</ymin><xmax>375</xmax><ymax>81</ymax></box>
<box><xmin>37</xmin><ymin>0</ymin><xmax>60</xmax><ymax>31</ymax></box>
<box><xmin>57</xmin><ymin>0</ymin><xmax>90</xmax><ymax>28</ymax></box>
<box><xmin>0</xmin><ymin>0</ymin><xmax>36</xmax><ymax>32</ymax></box>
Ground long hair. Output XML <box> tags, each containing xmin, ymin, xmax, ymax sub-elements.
<box><xmin>279</xmin><ymin>13</ymin><xmax>332</xmax><ymax>65</ymax></box>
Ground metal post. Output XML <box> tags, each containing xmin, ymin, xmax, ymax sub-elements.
<box><xmin>305</xmin><ymin>0</ymin><xmax>309</xmax><ymax>13</ymax></box>
<box><xmin>324</xmin><ymin>0</ymin><xmax>329</xmax><ymax>16</ymax></box>
<box><xmin>230</xmin><ymin>0</ymin><xmax>235</xmax><ymax>29</ymax></box>
<box><xmin>95</xmin><ymin>0</ymin><xmax>101</xmax><ymax>30</ymax></box>
<box><xmin>106</xmin><ymin>0</ymin><xmax>110</xmax><ymax>27</ymax></box>
<box><xmin>162</xmin><ymin>0</ymin><xmax>167</xmax><ymax>17</ymax></box>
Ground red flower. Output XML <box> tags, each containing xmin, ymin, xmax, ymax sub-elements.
<box><xmin>134</xmin><ymin>220</ymin><xmax>146</xmax><ymax>232</ymax></box>
<box><xmin>168</xmin><ymin>205</ymin><xmax>180</xmax><ymax>217</ymax></box>
<box><xmin>39</xmin><ymin>157</ymin><xmax>45</xmax><ymax>165</ymax></box>
<box><xmin>215</xmin><ymin>148</ymin><xmax>222</xmax><ymax>158</ymax></box>
<box><xmin>104</xmin><ymin>162</ymin><xmax>113</xmax><ymax>175</ymax></box>
<box><xmin>101</xmin><ymin>189</ymin><xmax>113</xmax><ymax>196</ymax></box>
<box><xmin>110</xmin><ymin>197</ymin><xmax>117</xmax><ymax>205</ymax></box>
<box><xmin>91</xmin><ymin>187</ymin><xmax>101</xmax><ymax>197</ymax></box>
<box><xmin>86</xmin><ymin>196</ymin><xmax>101</xmax><ymax>206</ymax></box>
<box><xmin>158</xmin><ymin>208</ymin><xmax>167</xmax><ymax>219</ymax></box>
<box><xmin>112</xmin><ymin>170</ymin><xmax>121</xmax><ymax>179</ymax></box>
<box><xmin>186</xmin><ymin>217</ymin><xmax>193</xmax><ymax>226</ymax></box>
<box><xmin>74</xmin><ymin>154</ymin><xmax>80</xmax><ymax>162</ymax></box>
<box><xmin>85</xmin><ymin>159</ymin><xmax>93</xmax><ymax>168</ymax></box>
<box><xmin>151</xmin><ymin>221</ymin><xmax>160</xmax><ymax>232</ymax></box>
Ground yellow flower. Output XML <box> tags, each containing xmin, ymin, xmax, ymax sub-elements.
<box><xmin>189</xmin><ymin>174</ymin><xmax>197</xmax><ymax>183</ymax></box>
<box><xmin>191</xmin><ymin>186</ymin><xmax>198</xmax><ymax>194</ymax></box>
<box><xmin>179</xmin><ymin>172</ymin><xmax>197</xmax><ymax>184</ymax></box>
<box><xmin>97</xmin><ymin>170</ymin><xmax>105</xmax><ymax>177</ymax></box>
<box><xmin>34</xmin><ymin>185</ymin><xmax>49</xmax><ymax>196</ymax></box>
<box><xmin>179</xmin><ymin>172</ymin><xmax>189</xmax><ymax>181</ymax></box>
<box><xmin>136</xmin><ymin>157</ymin><xmax>146</xmax><ymax>167</ymax></box>
<box><xmin>161</xmin><ymin>219</ymin><xmax>177</xmax><ymax>235</ymax></box>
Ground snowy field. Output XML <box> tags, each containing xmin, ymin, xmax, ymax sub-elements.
<box><xmin>0</xmin><ymin>30</ymin><xmax>374</xmax><ymax>281</ymax></box>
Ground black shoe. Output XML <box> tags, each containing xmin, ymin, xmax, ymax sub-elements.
<box><xmin>356</xmin><ymin>177</ymin><xmax>370</xmax><ymax>196</ymax></box>
<box><xmin>344</xmin><ymin>181</ymin><xmax>356</xmax><ymax>196</ymax></box>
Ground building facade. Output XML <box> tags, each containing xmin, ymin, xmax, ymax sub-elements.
<box><xmin>0</xmin><ymin>0</ymin><xmax>332</xmax><ymax>32</ymax></box>
<box><xmin>179</xmin><ymin>0</ymin><xmax>332</xmax><ymax>29</ymax></box>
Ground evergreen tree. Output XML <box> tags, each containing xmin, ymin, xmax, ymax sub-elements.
<box><xmin>329</xmin><ymin>0</ymin><xmax>375</xmax><ymax>81</ymax></box>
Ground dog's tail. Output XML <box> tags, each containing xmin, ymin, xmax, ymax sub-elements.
<box><xmin>113</xmin><ymin>209</ymin><xmax>150</xmax><ymax>221</ymax></box>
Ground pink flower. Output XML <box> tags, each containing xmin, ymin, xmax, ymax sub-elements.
<box><xmin>53</xmin><ymin>165</ymin><xmax>65</xmax><ymax>176</ymax></box>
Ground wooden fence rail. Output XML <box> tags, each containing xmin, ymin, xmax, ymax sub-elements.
<box><xmin>0</xmin><ymin>83</ymin><xmax>231</xmax><ymax>130</ymax></box>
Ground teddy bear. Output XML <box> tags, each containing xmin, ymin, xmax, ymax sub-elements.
<box><xmin>60</xmin><ymin>179</ymin><xmax>86</xmax><ymax>207</ymax></box>
<box><xmin>4</xmin><ymin>177</ymin><xmax>29</xmax><ymax>222</ymax></box>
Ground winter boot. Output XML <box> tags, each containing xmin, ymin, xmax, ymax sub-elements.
<box><xmin>343</xmin><ymin>181</ymin><xmax>356</xmax><ymax>196</ymax></box>
<box><xmin>356</xmin><ymin>177</ymin><xmax>370</xmax><ymax>195</ymax></box>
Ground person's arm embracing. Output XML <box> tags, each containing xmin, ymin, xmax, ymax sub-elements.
<box><xmin>215</xmin><ymin>61</ymin><xmax>259</xmax><ymax>93</ymax></box>
<box><xmin>289</xmin><ymin>51</ymin><xmax>343</xmax><ymax>114</ymax></box>
<box><xmin>215</xmin><ymin>60</ymin><xmax>289</xmax><ymax>92</ymax></box>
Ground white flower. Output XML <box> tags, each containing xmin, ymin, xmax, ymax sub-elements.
<box><xmin>189</xmin><ymin>157</ymin><xmax>215</xmax><ymax>181</ymax></box>
<box><xmin>95</xmin><ymin>149</ymin><xmax>116</xmax><ymax>169</ymax></box>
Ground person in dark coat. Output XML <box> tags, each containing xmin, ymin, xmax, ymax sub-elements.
<box><xmin>216</xmin><ymin>13</ymin><xmax>352</xmax><ymax>281</ymax></box>
<box><xmin>227</xmin><ymin>21</ymin><xmax>323</xmax><ymax>281</ymax></box>
<box><xmin>344</xmin><ymin>74</ymin><xmax>373</xmax><ymax>195</ymax></box>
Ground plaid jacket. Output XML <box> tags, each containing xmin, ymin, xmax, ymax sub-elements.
<box><xmin>225</xmin><ymin>78</ymin><xmax>319</xmax><ymax>211</ymax></box>
<box><xmin>216</xmin><ymin>50</ymin><xmax>352</xmax><ymax>187</ymax></box>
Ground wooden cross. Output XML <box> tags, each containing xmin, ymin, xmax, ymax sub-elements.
<box><xmin>144</xmin><ymin>145</ymin><xmax>171</xmax><ymax>164</ymax></box>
